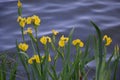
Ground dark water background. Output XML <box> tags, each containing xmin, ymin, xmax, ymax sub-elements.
<box><xmin>0</xmin><ymin>0</ymin><xmax>120</xmax><ymax>79</ymax></box>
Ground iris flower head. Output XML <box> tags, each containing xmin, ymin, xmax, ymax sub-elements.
<box><xmin>40</xmin><ymin>36</ymin><xmax>51</xmax><ymax>45</ymax></box>
<box><xmin>28</xmin><ymin>55</ymin><xmax>41</xmax><ymax>64</ymax></box>
<box><xmin>18</xmin><ymin>43</ymin><xmax>29</xmax><ymax>51</ymax></box>
<box><xmin>58</xmin><ymin>35</ymin><xmax>69</xmax><ymax>47</ymax></box>
<box><xmin>103</xmin><ymin>35</ymin><xmax>112</xmax><ymax>46</ymax></box>
<box><xmin>17</xmin><ymin>0</ymin><xmax>22</xmax><ymax>8</ymax></box>
<box><xmin>72</xmin><ymin>39</ymin><xmax>84</xmax><ymax>47</ymax></box>
<box><xmin>52</xmin><ymin>29</ymin><xmax>59</xmax><ymax>36</ymax></box>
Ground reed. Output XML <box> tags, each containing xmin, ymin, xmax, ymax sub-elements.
<box><xmin>0</xmin><ymin>53</ymin><xmax>18</xmax><ymax>80</ymax></box>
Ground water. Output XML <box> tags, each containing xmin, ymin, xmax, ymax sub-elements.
<box><xmin>0</xmin><ymin>0</ymin><xmax>120</xmax><ymax>52</ymax></box>
<box><xmin>0</xmin><ymin>0</ymin><xmax>120</xmax><ymax>79</ymax></box>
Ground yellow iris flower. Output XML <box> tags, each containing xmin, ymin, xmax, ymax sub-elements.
<box><xmin>28</xmin><ymin>54</ymin><xmax>51</xmax><ymax>64</ymax></box>
<box><xmin>58</xmin><ymin>35</ymin><xmax>69</xmax><ymax>47</ymax></box>
<box><xmin>40</xmin><ymin>36</ymin><xmax>47</xmax><ymax>45</ymax></box>
<box><xmin>17</xmin><ymin>16</ymin><xmax>26</xmax><ymax>28</ymax></box>
<box><xmin>26</xmin><ymin>17</ymin><xmax>32</xmax><ymax>24</ymax></box>
<box><xmin>28</xmin><ymin>58</ymin><xmax>33</xmax><ymax>64</ymax></box>
<box><xmin>24</xmin><ymin>28</ymin><xmax>33</xmax><ymax>34</ymax></box>
<box><xmin>72</xmin><ymin>39</ymin><xmax>84</xmax><ymax>47</ymax></box>
<box><xmin>48</xmin><ymin>55</ymin><xmax>51</xmax><ymax>62</ymax></box>
<box><xmin>42</xmin><ymin>55</ymin><xmax>51</xmax><ymax>62</ymax></box>
<box><xmin>19</xmin><ymin>20</ymin><xmax>25</xmax><ymax>27</ymax></box>
<box><xmin>52</xmin><ymin>29</ymin><xmax>59</xmax><ymax>36</ymax></box>
<box><xmin>32</xmin><ymin>15</ymin><xmax>41</xmax><ymax>26</ymax></box>
<box><xmin>46</xmin><ymin>36</ymin><xmax>52</xmax><ymax>42</ymax></box>
<box><xmin>17</xmin><ymin>16</ymin><xmax>22</xmax><ymax>22</ymax></box>
<box><xmin>34</xmin><ymin>55</ymin><xmax>41</xmax><ymax>63</ymax></box>
<box><xmin>18</xmin><ymin>43</ymin><xmax>29</xmax><ymax>51</ymax></box>
<box><xmin>40</xmin><ymin>36</ymin><xmax>51</xmax><ymax>45</ymax></box>
<box><xmin>103</xmin><ymin>35</ymin><xmax>112</xmax><ymax>46</ymax></box>
<box><xmin>58</xmin><ymin>40</ymin><xmax>65</xmax><ymax>47</ymax></box>
<box><xmin>17</xmin><ymin>0</ymin><xmax>22</xmax><ymax>8</ymax></box>
<box><xmin>28</xmin><ymin>55</ymin><xmax>41</xmax><ymax>64</ymax></box>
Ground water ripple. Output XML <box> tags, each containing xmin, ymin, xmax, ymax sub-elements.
<box><xmin>0</xmin><ymin>0</ymin><xmax>120</xmax><ymax>52</ymax></box>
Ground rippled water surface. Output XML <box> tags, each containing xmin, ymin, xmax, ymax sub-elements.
<box><xmin>0</xmin><ymin>0</ymin><xmax>120</xmax><ymax>52</ymax></box>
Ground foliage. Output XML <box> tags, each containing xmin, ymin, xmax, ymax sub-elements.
<box><xmin>0</xmin><ymin>53</ymin><xmax>18</xmax><ymax>80</ymax></box>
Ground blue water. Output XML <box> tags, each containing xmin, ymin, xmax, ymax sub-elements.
<box><xmin>0</xmin><ymin>0</ymin><xmax>120</xmax><ymax>79</ymax></box>
<box><xmin>0</xmin><ymin>0</ymin><xmax>120</xmax><ymax>52</ymax></box>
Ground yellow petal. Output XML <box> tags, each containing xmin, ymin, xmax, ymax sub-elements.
<box><xmin>28</xmin><ymin>58</ymin><xmax>33</xmax><ymax>64</ymax></box>
<box><xmin>17</xmin><ymin>0</ymin><xmax>22</xmax><ymax>8</ymax></box>
<box><xmin>26</xmin><ymin>17</ymin><xmax>32</xmax><ymax>24</ymax></box>
<box><xmin>58</xmin><ymin>40</ymin><xmax>65</xmax><ymax>47</ymax></box>
<box><xmin>79</xmin><ymin>41</ymin><xmax>84</xmax><ymax>47</ymax></box>
<box><xmin>52</xmin><ymin>29</ymin><xmax>59</xmax><ymax>35</ymax></box>
<box><xmin>48</xmin><ymin>55</ymin><xmax>51</xmax><ymax>62</ymax></box>
<box><xmin>40</xmin><ymin>36</ymin><xmax>47</xmax><ymax>45</ymax></box>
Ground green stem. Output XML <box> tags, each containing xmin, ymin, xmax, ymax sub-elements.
<box><xmin>18</xmin><ymin>7</ymin><xmax>22</xmax><ymax>16</ymax></box>
<box><xmin>35</xmin><ymin>28</ymin><xmax>40</xmax><ymax>54</ymax></box>
<box><xmin>21</xmin><ymin>27</ymin><xmax>25</xmax><ymax>42</ymax></box>
<box><xmin>30</xmin><ymin>39</ymin><xmax>36</xmax><ymax>54</ymax></box>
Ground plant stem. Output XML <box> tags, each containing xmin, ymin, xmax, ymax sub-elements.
<box><xmin>35</xmin><ymin>28</ymin><xmax>40</xmax><ymax>54</ymax></box>
<box><xmin>21</xmin><ymin>27</ymin><xmax>25</xmax><ymax>42</ymax></box>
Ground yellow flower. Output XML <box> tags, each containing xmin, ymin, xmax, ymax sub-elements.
<box><xmin>18</xmin><ymin>43</ymin><xmax>29</xmax><ymax>51</ymax></box>
<box><xmin>26</xmin><ymin>17</ymin><xmax>32</xmax><ymax>24</ymax></box>
<box><xmin>33</xmin><ymin>55</ymin><xmax>41</xmax><ymax>63</ymax></box>
<box><xmin>60</xmin><ymin>35</ymin><xmax>69</xmax><ymax>41</ymax></box>
<box><xmin>28</xmin><ymin>55</ymin><xmax>41</xmax><ymax>64</ymax></box>
<box><xmin>46</xmin><ymin>36</ymin><xmax>52</xmax><ymax>43</ymax></box>
<box><xmin>42</xmin><ymin>55</ymin><xmax>45</xmax><ymax>59</ymax></box>
<box><xmin>103</xmin><ymin>35</ymin><xmax>107</xmax><ymax>40</ymax></box>
<box><xmin>52</xmin><ymin>29</ymin><xmax>59</xmax><ymax>36</ymax></box>
<box><xmin>34</xmin><ymin>19</ymin><xmax>40</xmax><ymax>26</ymax></box>
<box><xmin>58</xmin><ymin>35</ymin><xmax>69</xmax><ymax>47</ymax></box>
<box><xmin>40</xmin><ymin>36</ymin><xmax>47</xmax><ymax>45</ymax></box>
<box><xmin>19</xmin><ymin>21</ymin><xmax>25</xmax><ymax>27</ymax></box>
<box><xmin>32</xmin><ymin>15</ymin><xmax>41</xmax><ymax>26</ymax></box>
<box><xmin>19</xmin><ymin>17</ymin><xmax>26</xmax><ymax>28</ymax></box>
<box><xmin>17</xmin><ymin>16</ymin><xmax>22</xmax><ymax>22</ymax></box>
<box><xmin>40</xmin><ymin>36</ymin><xmax>51</xmax><ymax>45</ymax></box>
<box><xmin>41</xmin><ymin>55</ymin><xmax>51</xmax><ymax>62</ymax></box>
<box><xmin>27</xmin><ymin>28</ymin><xmax>32</xmax><ymax>34</ymax></box>
<box><xmin>72</xmin><ymin>39</ymin><xmax>84</xmax><ymax>47</ymax></box>
<box><xmin>17</xmin><ymin>0</ymin><xmax>22</xmax><ymax>8</ymax></box>
<box><xmin>79</xmin><ymin>41</ymin><xmax>84</xmax><ymax>47</ymax></box>
<box><xmin>48</xmin><ymin>55</ymin><xmax>51</xmax><ymax>62</ymax></box>
<box><xmin>72</xmin><ymin>39</ymin><xmax>81</xmax><ymax>46</ymax></box>
<box><xmin>103</xmin><ymin>35</ymin><xmax>112</xmax><ymax>46</ymax></box>
<box><xmin>58</xmin><ymin>40</ymin><xmax>65</xmax><ymax>47</ymax></box>
<box><xmin>28</xmin><ymin>58</ymin><xmax>33</xmax><ymax>64</ymax></box>
<box><xmin>24</xmin><ymin>28</ymin><xmax>32</xmax><ymax>34</ymax></box>
<box><xmin>60</xmin><ymin>35</ymin><xmax>65</xmax><ymax>41</ymax></box>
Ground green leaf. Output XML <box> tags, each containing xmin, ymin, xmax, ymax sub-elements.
<box><xmin>19</xmin><ymin>51</ymin><xmax>29</xmax><ymax>59</ymax></box>
<box><xmin>10</xmin><ymin>63</ymin><xmax>18</xmax><ymax>80</ymax></box>
<box><xmin>113</xmin><ymin>58</ymin><xmax>119</xmax><ymax>80</ymax></box>
<box><xmin>91</xmin><ymin>21</ymin><xmax>103</xmax><ymax>80</ymax></box>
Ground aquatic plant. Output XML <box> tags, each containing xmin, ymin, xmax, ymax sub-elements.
<box><xmin>0</xmin><ymin>53</ymin><xmax>18</xmax><ymax>80</ymax></box>
<box><xmin>15</xmin><ymin>0</ymin><xmax>120</xmax><ymax>80</ymax></box>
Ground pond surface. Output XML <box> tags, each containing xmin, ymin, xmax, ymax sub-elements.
<box><xmin>0</xmin><ymin>0</ymin><xmax>120</xmax><ymax>52</ymax></box>
<box><xmin>0</xmin><ymin>0</ymin><xmax>120</xmax><ymax>79</ymax></box>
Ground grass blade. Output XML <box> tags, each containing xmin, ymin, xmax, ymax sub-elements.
<box><xmin>91</xmin><ymin>21</ymin><xmax>103</xmax><ymax>80</ymax></box>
